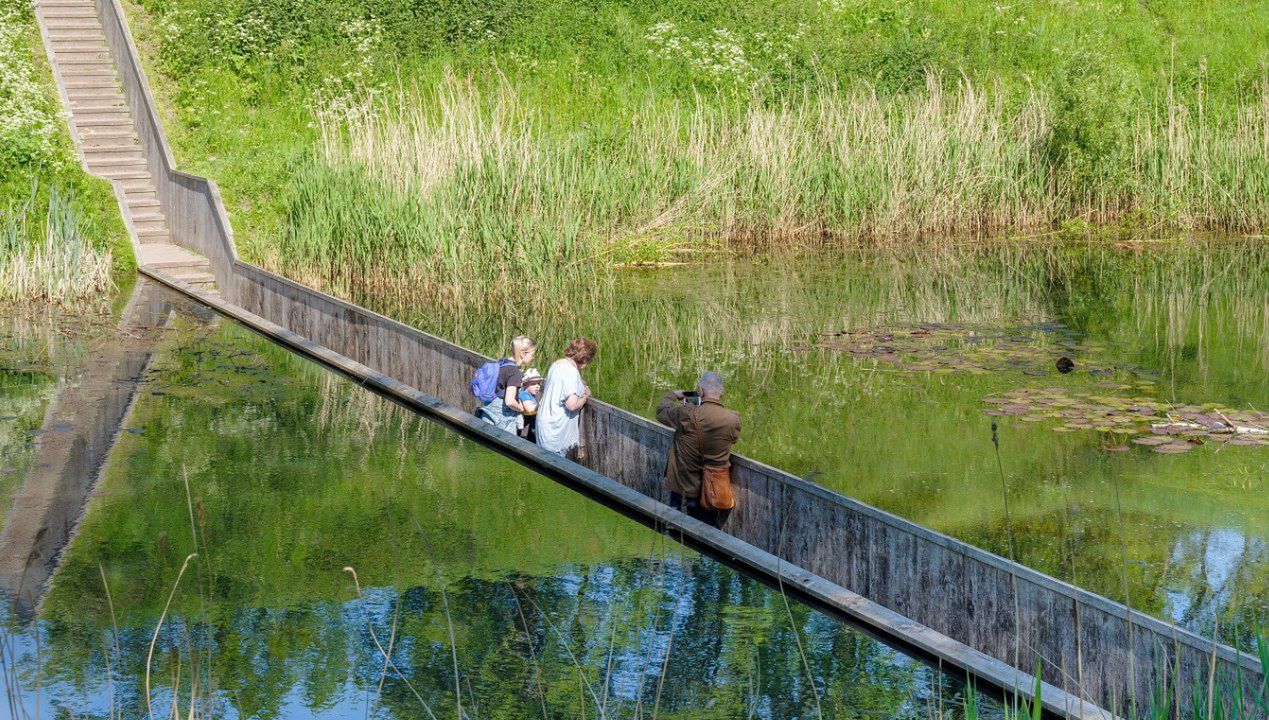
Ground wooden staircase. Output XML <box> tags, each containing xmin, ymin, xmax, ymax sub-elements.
<box><xmin>35</xmin><ymin>0</ymin><xmax>216</xmax><ymax>293</ymax></box>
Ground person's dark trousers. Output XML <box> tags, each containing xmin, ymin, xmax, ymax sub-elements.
<box><xmin>669</xmin><ymin>491</ymin><xmax>729</xmax><ymax>529</ymax></box>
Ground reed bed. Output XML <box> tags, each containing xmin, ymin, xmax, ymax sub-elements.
<box><xmin>0</xmin><ymin>182</ymin><xmax>113</xmax><ymax>307</ymax></box>
<box><xmin>274</xmin><ymin>74</ymin><xmax>1269</xmax><ymax>312</ymax></box>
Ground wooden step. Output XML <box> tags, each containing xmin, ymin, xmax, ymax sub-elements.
<box><xmin>58</xmin><ymin>67</ymin><xmax>116</xmax><ymax>77</ymax></box>
<box><xmin>43</xmin><ymin>22</ymin><xmax>100</xmax><ymax>32</ymax></box>
<box><xmin>126</xmin><ymin>197</ymin><xmax>161</xmax><ymax>211</ymax></box>
<box><xmin>131</xmin><ymin>214</ymin><xmax>168</xmax><ymax>228</ymax></box>
<box><xmin>77</xmin><ymin>125</ymin><xmax>134</xmax><ymax>138</ymax></box>
<box><xmin>40</xmin><ymin>7</ymin><xmax>99</xmax><ymax>17</ymax></box>
<box><xmin>70</xmin><ymin>99</ymin><xmax>129</xmax><ymax>112</ymax></box>
<box><xmin>73</xmin><ymin>115</ymin><xmax>132</xmax><ymax>128</ymax></box>
<box><xmin>96</xmin><ymin>168</ymin><xmax>152</xmax><ymax>181</ymax></box>
<box><xmin>136</xmin><ymin>244</ymin><xmax>206</xmax><ymax>268</ymax></box>
<box><xmin>147</xmin><ymin>257</ymin><xmax>210</xmax><ymax>271</ymax></box>
<box><xmin>41</xmin><ymin>11</ymin><xmax>99</xmax><ymax>21</ymax></box>
<box><xmin>46</xmin><ymin>30</ymin><xmax>106</xmax><ymax>42</ymax></box>
<box><xmin>60</xmin><ymin>75</ymin><xmax>120</xmax><ymax>87</ymax></box>
<box><xmin>50</xmin><ymin>42</ymin><xmax>109</xmax><ymax>54</ymax></box>
<box><xmin>133</xmin><ymin>221</ymin><xmax>169</xmax><ymax>235</ymax></box>
<box><xmin>53</xmin><ymin>51</ymin><xmax>112</xmax><ymax>64</ymax></box>
<box><xmin>83</xmin><ymin>149</ymin><xmax>143</xmax><ymax>163</ymax></box>
<box><xmin>72</xmin><ymin>109</ymin><xmax>131</xmax><ymax>121</ymax></box>
<box><xmin>171</xmin><ymin>271</ymin><xmax>217</xmax><ymax>287</ymax></box>
<box><xmin>39</xmin><ymin>0</ymin><xmax>99</xmax><ymax>6</ymax></box>
<box><xmin>65</xmin><ymin>85</ymin><xmax>121</xmax><ymax>97</ymax></box>
<box><xmin>135</xmin><ymin>228</ymin><xmax>170</xmax><ymax>243</ymax></box>
<box><xmin>80</xmin><ymin>136</ymin><xmax>139</xmax><ymax>151</ymax></box>
<box><xmin>119</xmin><ymin>177</ymin><xmax>156</xmax><ymax>191</ymax></box>
<box><xmin>87</xmin><ymin>160</ymin><xmax>147</xmax><ymax>175</ymax></box>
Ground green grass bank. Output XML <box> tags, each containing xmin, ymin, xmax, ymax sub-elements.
<box><xmin>0</xmin><ymin>0</ymin><xmax>129</xmax><ymax>307</ymax></box>
<box><xmin>126</xmin><ymin>0</ymin><xmax>1269</xmax><ymax>308</ymax></box>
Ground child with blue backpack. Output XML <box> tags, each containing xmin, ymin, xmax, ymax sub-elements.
<box><xmin>471</xmin><ymin>335</ymin><xmax>537</xmax><ymax>432</ymax></box>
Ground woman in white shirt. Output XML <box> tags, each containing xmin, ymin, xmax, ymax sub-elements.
<box><xmin>536</xmin><ymin>338</ymin><xmax>597</xmax><ymax>457</ymax></box>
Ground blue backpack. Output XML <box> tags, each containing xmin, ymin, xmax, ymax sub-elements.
<box><xmin>470</xmin><ymin>358</ymin><xmax>515</xmax><ymax>403</ymax></box>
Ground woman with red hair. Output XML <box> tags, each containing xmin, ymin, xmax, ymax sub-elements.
<box><xmin>536</xmin><ymin>338</ymin><xmax>597</xmax><ymax>458</ymax></box>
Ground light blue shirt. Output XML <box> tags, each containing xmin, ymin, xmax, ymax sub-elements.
<box><xmin>536</xmin><ymin>358</ymin><xmax>585</xmax><ymax>454</ymax></box>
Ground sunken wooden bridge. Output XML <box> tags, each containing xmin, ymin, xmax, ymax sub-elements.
<box><xmin>35</xmin><ymin>0</ymin><xmax>1265</xmax><ymax>717</ymax></box>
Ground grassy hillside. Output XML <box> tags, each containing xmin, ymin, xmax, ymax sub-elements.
<box><xmin>127</xmin><ymin>0</ymin><xmax>1269</xmax><ymax>309</ymax></box>
<box><xmin>1</xmin><ymin>0</ymin><xmax>130</xmax><ymax>306</ymax></box>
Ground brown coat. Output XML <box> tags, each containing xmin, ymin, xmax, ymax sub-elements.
<box><xmin>656</xmin><ymin>392</ymin><xmax>742</xmax><ymax>498</ymax></box>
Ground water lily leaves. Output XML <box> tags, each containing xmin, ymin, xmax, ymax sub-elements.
<box><xmin>980</xmin><ymin>384</ymin><xmax>1267</xmax><ymax>456</ymax></box>
<box><xmin>813</xmin><ymin>321</ymin><xmax>1105</xmax><ymax>375</ymax></box>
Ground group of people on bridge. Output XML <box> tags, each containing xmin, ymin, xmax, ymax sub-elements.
<box><xmin>472</xmin><ymin>336</ymin><xmax>741</xmax><ymax>528</ymax></box>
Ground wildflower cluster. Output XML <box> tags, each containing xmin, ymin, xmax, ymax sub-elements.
<box><xmin>644</xmin><ymin>21</ymin><xmax>805</xmax><ymax>88</ymax></box>
<box><xmin>157</xmin><ymin>5</ymin><xmax>284</xmax><ymax>75</ymax></box>
<box><xmin>0</xmin><ymin>1</ymin><xmax>61</xmax><ymax>177</ymax></box>
<box><xmin>644</xmin><ymin>21</ymin><xmax>756</xmax><ymax>85</ymax></box>
<box><xmin>311</xmin><ymin>16</ymin><xmax>387</xmax><ymax>128</ymax></box>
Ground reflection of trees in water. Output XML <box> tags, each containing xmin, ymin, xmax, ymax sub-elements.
<box><xmin>25</xmin><ymin>557</ymin><xmax>966</xmax><ymax>719</ymax></box>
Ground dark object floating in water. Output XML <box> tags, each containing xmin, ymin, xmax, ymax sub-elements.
<box><xmin>151</xmin><ymin>391</ymin><xmax>166</xmax><ymax>396</ymax></box>
<box><xmin>1056</xmin><ymin>357</ymin><xmax>1075</xmax><ymax>373</ymax></box>
<box><xmin>124</xmin><ymin>427</ymin><xmax>144</xmax><ymax>434</ymax></box>
<box><xmin>50</xmin><ymin>421</ymin><xmax>73</xmax><ymax>431</ymax></box>
<box><xmin>809</xmin><ymin>321</ymin><xmax>1103</xmax><ymax>375</ymax></box>
<box><xmin>0</xmin><ymin>415</ymin><xmax>16</xmax><ymax>421</ymax></box>
<box><xmin>26</xmin><ymin>429</ymin><xmax>44</xmax><ymax>436</ymax></box>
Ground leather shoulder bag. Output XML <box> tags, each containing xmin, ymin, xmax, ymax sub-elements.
<box><xmin>690</xmin><ymin>407</ymin><xmax>735</xmax><ymax>511</ymax></box>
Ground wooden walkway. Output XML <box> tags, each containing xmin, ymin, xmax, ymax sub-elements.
<box><xmin>35</xmin><ymin>0</ymin><xmax>215</xmax><ymax>292</ymax></box>
<box><xmin>33</xmin><ymin>0</ymin><xmax>1265</xmax><ymax>717</ymax></box>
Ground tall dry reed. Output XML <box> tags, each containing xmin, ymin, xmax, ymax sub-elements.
<box><xmin>0</xmin><ymin>182</ymin><xmax>113</xmax><ymax>307</ymax></box>
<box><xmin>279</xmin><ymin>73</ymin><xmax>1269</xmax><ymax>311</ymax></box>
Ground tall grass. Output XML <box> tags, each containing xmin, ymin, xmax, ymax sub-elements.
<box><xmin>276</xmin><ymin>73</ymin><xmax>1269</xmax><ymax>311</ymax></box>
<box><xmin>0</xmin><ymin>181</ymin><xmax>113</xmax><ymax>307</ymax></box>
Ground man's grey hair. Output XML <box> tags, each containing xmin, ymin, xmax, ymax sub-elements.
<box><xmin>699</xmin><ymin>371</ymin><xmax>724</xmax><ymax>398</ymax></box>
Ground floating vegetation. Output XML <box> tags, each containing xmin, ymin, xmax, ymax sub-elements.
<box><xmin>811</xmin><ymin>322</ymin><xmax>1114</xmax><ymax>375</ymax></box>
<box><xmin>981</xmin><ymin>386</ymin><xmax>1269</xmax><ymax>455</ymax></box>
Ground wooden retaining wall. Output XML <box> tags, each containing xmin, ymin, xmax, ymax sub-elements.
<box><xmin>87</xmin><ymin>0</ymin><xmax>1266</xmax><ymax>715</ymax></box>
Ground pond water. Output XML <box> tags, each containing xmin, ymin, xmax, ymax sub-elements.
<box><xmin>0</xmin><ymin>279</ymin><xmax>988</xmax><ymax>718</ymax></box>
<box><xmin>364</xmin><ymin>239</ymin><xmax>1268</xmax><ymax>652</ymax></box>
<box><xmin>1</xmin><ymin>239</ymin><xmax>1266</xmax><ymax>717</ymax></box>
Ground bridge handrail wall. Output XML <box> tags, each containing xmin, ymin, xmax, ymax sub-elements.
<box><xmin>92</xmin><ymin>0</ymin><xmax>1263</xmax><ymax>714</ymax></box>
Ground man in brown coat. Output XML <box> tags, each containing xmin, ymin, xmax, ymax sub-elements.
<box><xmin>656</xmin><ymin>371</ymin><xmax>741</xmax><ymax>528</ymax></box>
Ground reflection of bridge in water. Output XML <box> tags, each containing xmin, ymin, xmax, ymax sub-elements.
<box><xmin>0</xmin><ymin>280</ymin><xmax>204</xmax><ymax>619</ymax></box>
<box><xmin>29</xmin><ymin>0</ymin><xmax>1266</xmax><ymax>717</ymax></box>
